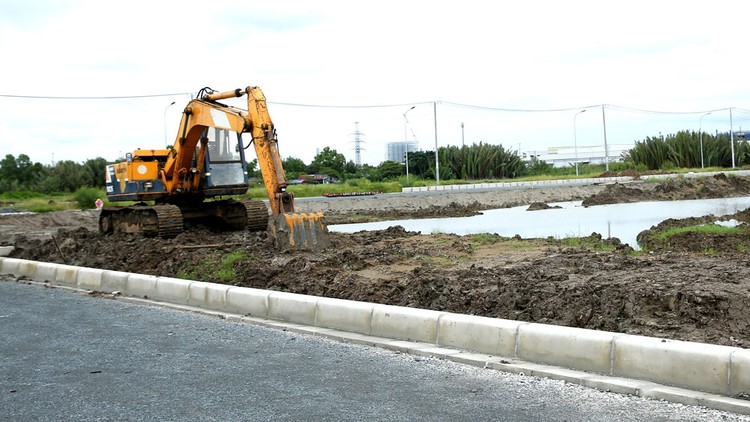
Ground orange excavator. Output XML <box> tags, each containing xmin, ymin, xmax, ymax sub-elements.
<box><xmin>99</xmin><ymin>86</ymin><xmax>329</xmax><ymax>250</ymax></box>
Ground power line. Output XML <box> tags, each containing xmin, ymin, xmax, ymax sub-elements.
<box><xmin>0</xmin><ymin>92</ymin><xmax>191</xmax><ymax>100</ymax></box>
<box><xmin>268</xmin><ymin>100</ymin><xmax>432</xmax><ymax>109</ymax></box>
<box><xmin>441</xmin><ymin>101</ymin><xmax>599</xmax><ymax>113</ymax></box>
<box><xmin>0</xmin><ymin>91</ymin><xmax>743</xmax><ymax>117</ymax></box>
<box><xmin>606</xmin><ymin>104</ymin><xmax>732</xmax><ymax>115</ymax></box>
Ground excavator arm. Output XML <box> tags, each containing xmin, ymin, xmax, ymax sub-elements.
<box><xmin>198</xmin><ymin>86</ymin><xmax>329</xmax><ymax>249</ymax></box>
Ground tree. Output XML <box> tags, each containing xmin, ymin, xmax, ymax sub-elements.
<box><xmin>377</xmin><ymin>160</ymin><xmax>404</xmax><ymax>180</ymax></box>
<box><xmin>308</xmin><ymin>147</ymin><xmax>346</xmax><ymax>177</ymax></box>
<box><xmin>0</xmin><ymin>154</ymin><xmax>19</xmax><ymax>185</ymax></box>
<box><xmin>40</xmin><ymin>160</ymin><xmax>90</xmax><ymax>193</ymax></box>
<box><xmin>526</xmin><ymin>156</ymin><xmax>553</xmax><ymax>176</ymax></box>
<box><xmin>246</xmin><ymin>158</ymin><xmax>259</xmax><ymax>178</ymax></box>
<box><xmin>82</xmin><ymin>157</ymin><xmax>108</xmax><ymax>187</ymax></box>
<box><xmin>343</xmin><ymin>160</ymin><xmax>358</xmax><ymax>178</ymax></box>
<box><xmin>0</xmin><ymin>154</ymin><xmax>49</xmax><ymax>193</ymax></box>
<box><xmin>406</xmin><ymin>151</ymin><xmax>434</xmax><ymax>178</ymax></box>
<box><xmin>282</xmin><ymin>157</ymin><xmax>307</xmax><ymax>179</ymax></box>
<box><xmin>441</xmin><ymin>143</ymin><xmax>526</xmax><ymax>180</ymax></box>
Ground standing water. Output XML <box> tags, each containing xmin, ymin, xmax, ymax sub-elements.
<box><xmin>329</xmin><ymin>197</ymin><xmax>750</xmax><ymax>249</ymax></box>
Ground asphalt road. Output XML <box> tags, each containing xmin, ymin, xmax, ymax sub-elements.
<box><xmin>1</xmin><ymin>279</ymin><xmax>747</xmax><ymax>422</ymax></box>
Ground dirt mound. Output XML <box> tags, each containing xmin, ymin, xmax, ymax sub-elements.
<box><xmin>325</xmin><ymin>201</ymin><xmax>485</xmax><ymax>224</ymax></box>
<box><xmin>6</xmin><ymin>225</ymin><xmax>750</xmax><ymax>347</ymax></box>
<box><xmin>6</xmin><ymin>175</ymin><xmax>750</xmax><ymax>348</ymax></box>
<box><xmin>637</xmin><ymin>209</ymin><xmax>750</xmax><ymax>254</ymax></box>
<box><xmin>582</xmin><ymin>174</ymin><xmax>750</xmax><ymax>206</ymax></box>
<box><xmin>527</xmin><ymin>202</ymin><xmax>562</xmax><ymax>211</ymax></box>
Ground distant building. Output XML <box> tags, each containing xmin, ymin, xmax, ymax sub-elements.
<box><xmin>290</xmin><ymin>174</ymin><xmax>338</xmax><ymax>184</ymax></box>
<box><xmin>526</xmin><ymin>144</ymin><xmax>631</xmax><ymax>168</ymax></box>
<box><xmin>386</xmin><ymin>142</ymin><xmax>419</xmax><ymax>163</ymax></box>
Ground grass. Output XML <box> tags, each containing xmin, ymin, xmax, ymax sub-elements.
<box><xmin>416</xmin><ymin>254</ymin><xmax>465</xmax><ymax>266</ymax></box>
<box><xmin>1</xmin><ymin>189</ymin><xmax>113</xmax><ymax>212</ymax></box>
<box><xmin>178</xmin><ymin>249</ymin><xmax>247</xmax><ymax>283</ymax></box>
<box><xmin>559</xmin><ymin>236</ymin><xmax>618</xmax><ymax>252</ymax></box>
<box><xmin>4</xmin><ymin>196</ymin><xmax>79</xmax><ymax>212</ymax></box>
<box><xmin>652</xmin><ymin>224</ymin><xmax>742</xmax><ymax>241</ymax></box>
<box><xmin>245</xmin><ymin>180</ymin><xmax>401</xmax><ymax>199</ymax></box>
<box><xmin>465</xmin><ymin>233</ymin><xmax>545</xmax><ymax>252</ymax></box>
<box><xmin>467</xmin><ymin>233</ymin><xmax>502</xmax><ymax>245</ymax></box>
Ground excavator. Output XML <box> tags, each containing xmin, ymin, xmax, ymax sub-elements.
<box><xmin>99</xmin><ymin>86</ymin><xmax>329</xmax><ymax>250</ymax></box>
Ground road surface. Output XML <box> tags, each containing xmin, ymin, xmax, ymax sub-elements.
<box><xmin>1</xmin><ymin>279</ymin><xmax>746</xmax><ymax>422</ymax></box>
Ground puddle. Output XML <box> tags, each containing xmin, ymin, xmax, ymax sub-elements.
<box><xmin>329</xmin><ymin>197</ymin><xmax>750</xmax><ymax>248</ymax></box>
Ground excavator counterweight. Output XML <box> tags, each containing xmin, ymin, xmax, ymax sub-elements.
<box><xmin>100</xmin><ymin>85</ymin><xmax>330</xmax><ymax>250</ymax></box>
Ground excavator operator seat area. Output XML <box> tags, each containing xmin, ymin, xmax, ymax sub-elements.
<box><xmin>202</xmin><ymin>128</ymin><xmax>248</xmax><ymax>188</ymax></box>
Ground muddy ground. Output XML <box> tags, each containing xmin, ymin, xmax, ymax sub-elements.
<box><xmin>4</xmin><ymin>174</ymin><xmax>750</xmax><ymax>349</ymax></box>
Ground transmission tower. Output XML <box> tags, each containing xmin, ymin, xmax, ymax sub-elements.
<box><xmin>350</xmin><ymin>122</ymin><xmax>365</xmax><ymax>166</ymax></box>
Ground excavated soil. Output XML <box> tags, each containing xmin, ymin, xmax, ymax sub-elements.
<box><xmin>4</xmin><ymin>174</ymin><xmax>750</xmax><ymax>349</ymax></box>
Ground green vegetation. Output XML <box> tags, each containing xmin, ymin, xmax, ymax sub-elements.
<box><xmin>74</xmin><ymin>187</ymin><xmax>105</xmax><ymax>210</ymax></box>
<box><xmin>559</xmin><ymin>235</ymin><xmax>618</xmax><ymax>252</ymax></box>
<box><xmin>467</xmin><ymin>233</ymin><xmax>503</xmax><ymax>245</ymax></box>
<box><xmin>245</xmin><ymin>179</ymin><xmax>402</xmax><ymax>199</ymax></box>
<box><xmin>23</xmin><ymin>199</ymin><xmax>77</xmax><ymax>213</ymax></box>
<box><xmin>0</xmin><ymin>153</ymin><xmax>107</xmax><ymax>194</ymax></box>
<box><xmin>416</xmin><ymin>254</ymin><xmax>464</xmax><ymax>266</ymax></box>
<box><xmin>178</xmin><ymin>249</ymin><xmax>248</xmax><ymax>283</ymax></box>
<box><xmin>652</xmin><ymin>224</ymin><xmax>742</xmax><ymax>241</ymax></box>
<box><xmin>0</xmin><ymin>191</ymin><xmax>78</xmax><ymax>212</ymax></box>
<box><xmin>3</xmin><ymin>127</ymin><xmax>748</xmax><ymax>206</ymax></box>
<box><xmin>624</xmin><ymin>130</ymin><xmax>750</xmax><ymax>170</ymax></box>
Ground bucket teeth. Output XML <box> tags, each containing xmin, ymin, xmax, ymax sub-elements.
<box><xmin>268</xmin><ymin>213</ymin><xmax>330</xmax><ymax>250</ymax></box>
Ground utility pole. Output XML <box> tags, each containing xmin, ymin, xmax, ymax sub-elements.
<box><xmin>404</xmin><ymin>106</ymin><xmax>415</xmax><ymax>184</ymax></box>
<box><xmin>573</xmin><ymin>109</ymin><xmax>586</xmax><ymax>176</ymax></box>
<box><xmin>461</xmin><ymin>122</ymin><xmax>465</xmax><ymax>147</ymax></box>
<box><xmin>164</xmin><ymin>101</ymin><xmax>175</xmax><ymax>146</ymax></box>
<box><xmin>601</xmin><ymin>105</ymin><xmax>609</xmax><ymax>171</ymax></box>
<box><xmin>351</xmin><ymin>122</ymin><xmax>365</xmax><ymax>167</ymax></box>
<box><xmin>434</xmin><ymin>102</ymin><xmax>440</xmax><ymax>185</ymax></box>
<box><xmin>730</xmin><ymin>108</ymin><xmax>736</xmax><ymax>168</ymax></box>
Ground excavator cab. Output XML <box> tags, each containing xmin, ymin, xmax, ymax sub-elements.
<box><xmin>200</xmin><ymin>128</ymin><xmax>248</xmax><ymax>189</ymax></box>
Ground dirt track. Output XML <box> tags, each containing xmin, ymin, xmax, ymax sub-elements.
<box><xmin>4</xmin><ymin>174</ymin><xmax>750</xmax><ymax>349</ymax></box>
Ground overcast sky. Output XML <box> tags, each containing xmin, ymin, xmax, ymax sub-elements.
<box><xmin>1</xmin><ymin>0</ymin><xmax>749</xmax><ymax>167</ymax></box>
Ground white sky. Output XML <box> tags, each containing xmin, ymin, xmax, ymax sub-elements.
<box><xmin>1</xmin><ymin>0</ymin><xmax>749</xmax><ymax>166</ymax></box>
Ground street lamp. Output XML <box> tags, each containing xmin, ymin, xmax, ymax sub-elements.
<box><xmin>403</xmin><ymin>106</ymin><xmax>415</xmax><ymax>184</ymax></box>
<box><xmin>164</xmin><ymin>101</ymin><xmax>176</xmax><ymax>146</ymax></box>
<box><xmin>573</xmin><ymin>109</ymin><xmax>586</xmax><ymax>176</ymax></box>
<box><xmin>730</xmin><ymin>108</ymin><xmax>736</xmax><ymax>169</ymax></box>
<box><xmin>433</xmin><ymin>101</ymin><xmax>439</xmax><ymax>185</ymax></box>
<box><xmin>699</xmin><ymin>111</ymin><xmax>712</xmax><ymax>169</ymax></box>
<box><xmin>601</xmin><ymin>105</ymin><xmax>609</xmax><ymax>171</ymax></box>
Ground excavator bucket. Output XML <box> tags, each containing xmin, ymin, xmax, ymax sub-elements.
<box><xmin>267</xmin><ymin>212</ymin><xmax>331</xmax><ymax>250</ymax></box>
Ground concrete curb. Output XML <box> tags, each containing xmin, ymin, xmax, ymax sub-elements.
<box><xmin>400</xmin><ymin>169</ymin><xmax>750</xmax><ymax>193</ymax></box>
<box><xmin>3</xmin><ymin>256</ymin><xmax>750</xmax><ymax>415</ymax></box>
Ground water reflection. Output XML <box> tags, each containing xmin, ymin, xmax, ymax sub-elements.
<box><xmin>329</xmin><ymin>197</ymin><xmax>750</xmax><ymax>248</ymax></box>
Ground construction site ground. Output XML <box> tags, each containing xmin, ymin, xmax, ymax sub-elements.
<box><xmin>4</xmin><ymin>173</ymin><xmax>750</xmax><ymax>348</ymax></box>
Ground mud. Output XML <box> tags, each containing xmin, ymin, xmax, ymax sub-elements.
<box><xmin>4</xmin><ymin>174</ymin><xmax>750</xmax><ymax>349</ymax></box>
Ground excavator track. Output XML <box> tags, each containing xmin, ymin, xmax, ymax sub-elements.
<box><xmin>214</xmin><ymin>199</ymin><xmax>268</xmax><ymax>231</ymax></box>
<box><xmin>99</xmin><ymin>204</ymin><xmax>184</xmax><ymax>239</ymax></box>
<box><xmin>242</xmin><ymin>200</ymin><xmax>270</xmax><ymax>232</ymax></box>
<box><xmin>152</xmin><ymin>205</ymin><xmax>184</xmax><ymax>238</ymax></box>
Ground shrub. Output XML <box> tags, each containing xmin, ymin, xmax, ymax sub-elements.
<box><xmin>74</xmin><ymin>187</ymin><xmax>104</xmax><ymax>210</ymax></box>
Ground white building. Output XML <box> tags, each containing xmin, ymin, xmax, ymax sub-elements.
<box><xmin>525</xmin><ymin>144</ymin><xmax>632</xmax><ymax>168</ymax></box>
<box><xmin>386</xmin><ymin>142</ymin><xmax>419</xmax><ymax>163</ymax></box>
